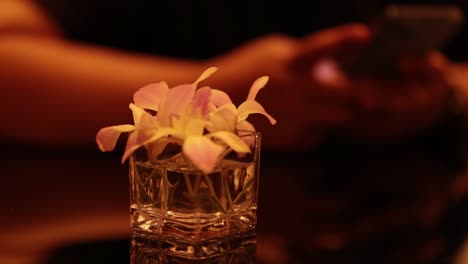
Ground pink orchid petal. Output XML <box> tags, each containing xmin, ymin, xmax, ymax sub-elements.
<box><xmin>194</xmin><ymin>67</ymin><xmax>218</xmax><ymax>84</ymax></box>
<box><xmin>247</xmin><ymin>76</ymin><xmax>269</xmax><ymax>101</ymax></box>
<box><xmin>133</xmin><ymin>82</ymin><xmax>169</xmax><ymax>111</ymax></box>
<box><xmin>238</xmin><ymin>100</ymin><xmax>277</xmax><ymax>125</ymax></box>
<box><xmin>130</xmin><ymin>103</ymin><xmax>158</xmax><ymax>129</ymax></box>
<box><xmin>211</xmin><ymin>89</ymin><xmax>232</xmax><ymax>107</ymax></box>
<box><xmin>183</xmin><ymin>136</ymin><xmax>224</xmax><ymax>174</ymax></box>
<box><xmin>206</xmin><ymin>104</ymin><xmax>237</xmax><ymax>132</ymax></box>
<box><xmin>96</xmin><ymin>124</ymin><xmax>136</xmax><ymax>152</ymax></box>
<box><xmin>158</xmin><ymin>84</ymin><xmax>196</xmax><ymax>126</ymax></box>
<box><xmin>192</xmin><ymin>86</ymin><xmax>212</xmax><ymax>117</ymax></box>
<box><xmin>210</xmin><ymin>131</ymin><xmax>251</xmax><ymax>153</ymax></box>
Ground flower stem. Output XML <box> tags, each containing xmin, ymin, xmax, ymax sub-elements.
<box><xmin>223</xmin><ymin>175</ymin><xmax>233</xmax><ymax>212</ymax></box>
<box><xmin>202</xmin><ymin>173</ymin><xmax>227</xmax><ymax>213</ymax></box>
<box><xmin>233</xmin><ymin>177</ymin><xmax>254</xmax><ymax>204</ymax></box>
<box><xmin>184</xmin><ymin>173</ymin><xmax>193</xmax><ymax>194</ymax></box>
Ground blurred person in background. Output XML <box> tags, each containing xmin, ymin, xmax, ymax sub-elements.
<box><xmin>1</xmin><ymin>0</ymin><xmax>468</xmax><ymax>263</ymax></box>
<box><xmin>0</xmin><ymin>0</ymin><xmax>464</xmax><ymax>150</ymax></box>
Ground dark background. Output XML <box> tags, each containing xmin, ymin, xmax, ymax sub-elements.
<box><xmin>2</xmin><ymin>0</ymin><xmax>468</xmax><ymax>263</ymax></box>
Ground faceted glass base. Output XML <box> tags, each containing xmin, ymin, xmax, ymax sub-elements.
<box><xmin>128</xmin><ymin>132</ymin><xmax>261</xmax><ymax>262</ymax></box>
<box><xmin>130</xmin><ymin>158</ymin><xmax>258</xmax><ymax>239</ymax></box>
<box><xmin>130</xmin><ymin>230</ymin><xmax>256</xmax><ymax>263</ymax></box>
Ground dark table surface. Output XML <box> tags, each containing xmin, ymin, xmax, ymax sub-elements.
<box><xmin>2</xmin><ymin>121</ymin><xmax>468</xmax><ymax>264</ymax></box>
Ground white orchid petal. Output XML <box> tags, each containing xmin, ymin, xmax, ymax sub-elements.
<box><xmin>194</xmin><ymin>67</ymin><xmax>218</xmax><ymax>84</ymax></box>
<box><xmin>121</xmin><ymin>130</ymin><xmax>145</xmax><ymax>163</ymax></box>
<box><xmin>207</xmin><ymin>103</ymin><xmax>237</xmax><ymax>132</ymax></box>
<box><xmin>207</xmin><ymin>103</ymin><xmax>217</xmax><ymax>113</ymax></box>
<box><xmin>130</xmin><ymin>103</ymin><xmax>144</xmax><ymax>124</ymax></box>
<box><xmin>146</xmin><ymin>127</ymin><xmax>182</xmax><ymax>144</ymax></box>
<box><xmin>96</xmin><ymin>124</ymin><xmax>136</xmax><ymax>152</ymax></box>
<box><xmin>146</xmin><ymin>137</ymin><xmax>179</xmax><ymax>161</ymax></box>
<box><xmin>238</xmin><ymin>100</ymin><xmax>277</xmax><ymax>125</ymax></box>
<box><xmin>172</xmin><ymin>115</ymin><xmax>184</xmax><ymax>133</ymax></box>
<box><xmin>133</xmin><ymin>82</ymin><xmax>169</xmax><ymax>111</ymax></box>
<box><xmin>183</xmin><ymin>136</ymin><xmax>224</xmax><ymax>174</ymax></box>
<box><xmin>130</xmin><ymin>103</ymin><xmax>158</xmax><ymax>129</ymax></box>
<box><xmin>217</xmin><ymin>103</ymin><xmax>237</xmax><ymax>113</ymax></box>
<box><xmin>211</xmin><ymin>89</ymin><xmax>232</xmax><ymax>107</ymax></box>
<box><xmin>247</xmin><ymin>76</ymin><xmax>269</xmax><ymax>101</ymax></box>
<box><xmin>185</xmin><ymin>119</ymin><xmax>206</xmax><ymax>137</ymax></box>
<box><xmin>236</xmin><ymin>120</ymin><xmax>256</xmax><ymax>132</ymax></box>
<box><xmin>210</xmin><ymin>131</ymin><xmax>251</xmax><ymax>153</ymax></box>
<box><xmin>121</xmin><ymin>127</ymin><xmax>180</xmax><ymax>163</ymax></box>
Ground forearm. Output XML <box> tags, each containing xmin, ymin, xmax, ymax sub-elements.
<box><xmin>0</xmin><ymin>35</ymin><xmax>207</xmax><ymax>147</ymax></box>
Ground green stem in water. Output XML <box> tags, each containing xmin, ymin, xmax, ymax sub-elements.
<box><xmin>136</xmin><ymin>166</ymin><xmax>159</xmax><ymax>205</ymax></box>
<box><xmin>223</xmin><ymin>173</ymin><xmax>233</xmax><ymax>212</ymax></box>
<box><xmin>162</xmin><ymin>170</ymin><xmax>179</xmax><ymax>210</ymax></box>
<box><xmin>184</xmin><ymin>173</ymin><xmax>193</xmax><ymax>195</ymax></box>
<box><xmin>232</xmin><ymin>177</ymin><xmax>254</xmax><ymax>204</ymax></box>
<box><xmin>203</xmin><ymin>173</ymin><xmax>227</xmax><ymax>213</ymax></box>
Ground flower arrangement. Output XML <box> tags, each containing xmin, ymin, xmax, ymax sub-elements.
<box><xmin>96</xmin><ymin>67</ymin><xmax>276</xmax><ymax>173</ymax></box>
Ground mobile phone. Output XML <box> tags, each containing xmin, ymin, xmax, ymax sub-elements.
<box><xmin>344</xmin><ymin>4</ymin><xmax>464</xmax><ymax>76</ymax></box>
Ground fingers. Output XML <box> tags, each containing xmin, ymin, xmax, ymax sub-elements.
<box><xmin>300</xmin><ymin>23</ymin><xmax>370</xmax><ymax>57</ymax></box>
<box><xmin>310</xmin><ymin>59</ymin><xmax>348</xmax><ymax>89</ymax></box>
<box><xmin>292</xmin><ymin>24</ymin><xmax>372</xmax><ymax>98</ymax></box>
<box><xmin>292</xmin><ymin>24</ymin><xmax>370</xmax><ymax>72</ymax></box>
<box><xmin>287</xmin><ymin>25</ymin><xmax>451</xmax><ymax>141</ymax></box>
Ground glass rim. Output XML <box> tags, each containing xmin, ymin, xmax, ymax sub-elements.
<box><xmin>236</xmin><ymin>129</ymin><xmax>261</xmax><ymax>137</ymax></box>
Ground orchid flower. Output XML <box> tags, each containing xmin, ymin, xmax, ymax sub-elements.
<box><xmin>96</xmin><ymin>103</ymin><xmax>177</xmax><ymax>163</ymax></box>
<box><xmin>96</xmin><ymin>67</ymin><xmax>276</xmax><ymax>174</ymax></box>
<box><xmin>97</xmin><ymin>68</ymin><xmax>216</xmax><ymax>160</ymax></box>
<box><xmin>207</xmin><ymin>76</ymin><xmax>277</xmax><ymax>135</ymax></box>
<box><xmin>170</xmin><ymin>84</ymin><xmax>251</xmax><ymax>172</ymax></box>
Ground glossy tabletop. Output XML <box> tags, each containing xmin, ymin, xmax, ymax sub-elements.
<box><xmin>2</xmin><ymin>128</ymin><xmax>468</xmax><ymax>264</ymax></box>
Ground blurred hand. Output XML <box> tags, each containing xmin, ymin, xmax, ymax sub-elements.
<box><xmin>320</xmin><ymin>51</ymin><xmax>450</xmax><ymax>142</ymax></box>
<box><xmin>208</xmin><ymin>24</ymin><xmax>451</xmax><ymax>151</ymax></box>
<box><xmin>208</xmin><ymin>24</ymin><xmax>367</xmax><ymax>151</ymax></box>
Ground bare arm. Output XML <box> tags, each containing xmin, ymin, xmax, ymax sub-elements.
<box><xmin>0</xmin><ymin>0</ymin><xmax>61</xmax><ymax>36</ymax></box>
<box><xmin>2</xmin><ymin>2</ymin><xmax>446</xmax><ymax>152</ymax></box>
<box><xmin>0</xmin><ymin>0</ymin><xmax>211</xmax><ymax>148</ymax></box>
